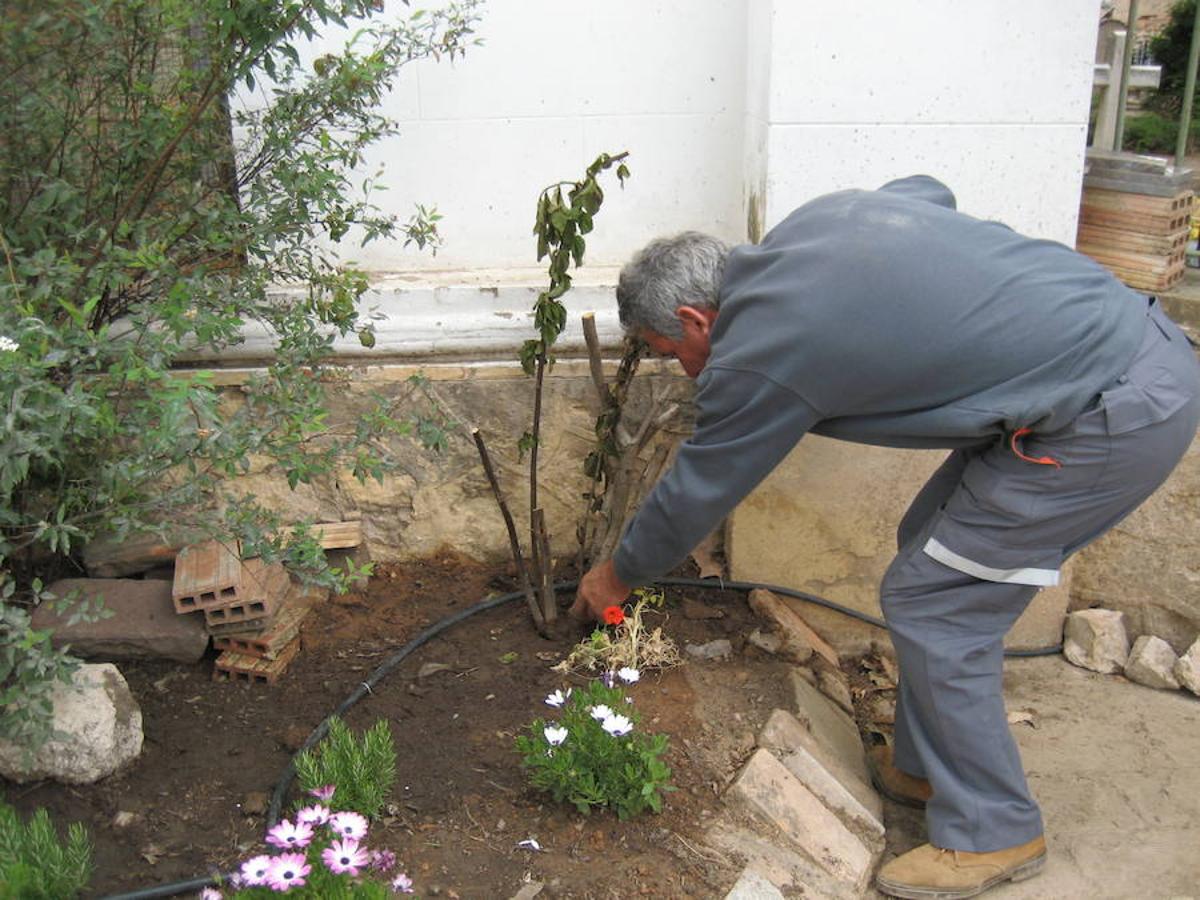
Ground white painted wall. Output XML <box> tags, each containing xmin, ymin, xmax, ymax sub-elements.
<box><xmin>753</xmin><ymin>1</ymin><xmax>1099</xmax><ymax>246</ymax></box>
<box><xmin>223</xmin><ymin>1</ymin><xmax>1102</xmax><ymax>360</ymax></box>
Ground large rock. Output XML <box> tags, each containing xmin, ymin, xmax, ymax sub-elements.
<box><xmin>1174</xmin><ymin>638</ymin><xmax>1200</xmax><ymax>696</ymax></box>
<box><xmin>1063</xmin><ymin>608</ymin><xmax>1130</xmax><ymax>674</ymax></box>
<box><xmin>0</xmin><ymin>663</ymin><xmax>143</xmax><ymax>784</ymax></box>
<box><xmin>34</xmin><ymin>579</ymin><xmax>209</xmax><ymax>663</ymax></box>
<box><xmin>1124</xmin><ymin>635</ymin><xmax>1180</xmax><ymax>691</ymax></box>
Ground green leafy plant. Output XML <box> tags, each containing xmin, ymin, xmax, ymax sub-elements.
<box><xmin>0</xmin><ymin>0</ymin><xmax>480</xmax><ymax>748</ymax></box>
<box><xmin>472</xmin><ymin>152</ymin><xmax>629</xmax><ymax>634</ymax></box>
<box><xmin>294</xmin><ymin>718</ymin><xmax>397</xmax><ymax>819</ymax></box>
<box><xmin>0</xmin><ymin>801</ymin><xmax>92</xmax><ymax>900</ymax></box>
<box><xmin>516</xmin><ymin>677</ymin><xmax>673</xmax><ymax>820</ymax></box>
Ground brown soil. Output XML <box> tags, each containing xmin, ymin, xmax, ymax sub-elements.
<box><xmin>2</xmin><ymin>552</ymin><xmax>803</xmax><ymax>900</ymax></box>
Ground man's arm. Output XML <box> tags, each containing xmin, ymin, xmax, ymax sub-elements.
<box><xmin>572</xmin><ymin>366</ymin><xmax>820</xmax><ymax>621</ymax></box>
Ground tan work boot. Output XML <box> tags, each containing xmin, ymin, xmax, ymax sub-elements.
<box><xmin>876</xmin><ymin>835</ymin><xmax>1047</xmax><ymax>899</ymax></box>
<box><xmin>866</xmin><ymin>744</ymin><xmax>932</xmax><ymax>809</ymax></box>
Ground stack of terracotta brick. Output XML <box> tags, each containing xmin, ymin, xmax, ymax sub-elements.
<box><xmin>1077</xmin><ymin>150</ymin><xmax>1195</xmax><ymax>294</ymax></box>
<box><xmin>171</xmin><ymin>540</ymin><xmax>311</xmax><ymax>684</ymax></box>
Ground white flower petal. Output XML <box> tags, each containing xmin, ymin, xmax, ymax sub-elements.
<box><xmin>589</xmin><ymin>704</ymin><xmax>614</xmax><ymax>721</ymax></box>
<box><xmin>601</xmin><ymin>714</ymin><xmax>633</xmax><ymax>736</ymax></box>
<box><xmin>617</xmin><ymin>667</ymin><xmax>640</xmax><ymax>684</ymax></box>
<box><xmin>543</xmin><ymin>725</ymin><xmax>568</xmax><ymax>746</ymax></box>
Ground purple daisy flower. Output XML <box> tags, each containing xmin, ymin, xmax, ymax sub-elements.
<box><xmin>392</xmin><ymin>872</ymin><xmax>415</xmax><ymax>893</ymax></box>
<box><xmin>328</xmin><ymin>810</ymin><xmax>369</xmax><ymax>841</ymax></box>
<box><xmin>371</xmin><ymin>848</ymin><xmax>397</xmax><ymax>872</ymax></box>
<box><xmin>239</xmin><ymin>855</ymin><xmax>273</xmax><ymax>887</ymax></box>
<box><xmin>265</xmin><ymin>853</ymin><xmax>310</xmax><ymax>891</ymax></box>
<box><xmin>322</xmin><ymin>837</ymin><xmax>371</xmax><ymax>876</ymax></box>
<box><xmin>309</xmin><ymin>784</ymin><xmax>336</xmax><ymax>803</ymax></box>
<box><xmin>296</xmin><ymin>804</ymin><xmax>331</xmax><ymax>826</ymax></box>
<box><xmin>265</xmin><ymin>817</ymin><xmax>314</xmax><ymax>849</ymax></box>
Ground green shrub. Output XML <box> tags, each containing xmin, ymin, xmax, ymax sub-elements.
<box><xmin>0</xmin><ymin>0</ymin><xmax>480</xmax><ymax>750</ymax></box>
<box><xmin>0</xmin><ymin>802</ymin><xmax>92</xmax><ymax>900</ymax></box>
<box><xmin>294</xmin><ymin>717</ymin><xmax>397</xmax><ymax>819</ymax></box>
<box><xmin>1120</xmin><ymin>112</ymin><xmax>1200</xmax><ymax>154</ymax></box>
<box><xmin>516</xmin><ymin>678</ymin><xmax>673</xmax><ymax>820</ymax></box>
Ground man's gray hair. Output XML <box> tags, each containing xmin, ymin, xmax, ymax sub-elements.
<box><xmin>616</xmin><ymin>232</ymin><xmax>730</xmax><ymax>339</ymax></box>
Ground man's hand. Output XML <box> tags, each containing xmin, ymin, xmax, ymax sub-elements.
<box><xmin>570</xmin><ymin>559</ymin><xmax>632</xmax><ymax>623</ymax></box>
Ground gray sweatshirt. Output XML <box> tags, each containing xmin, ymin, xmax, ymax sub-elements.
<box><xmin>612</xmin><ymin>175</ymin><xmax>1149</xmax><ymax>587</ymax></box>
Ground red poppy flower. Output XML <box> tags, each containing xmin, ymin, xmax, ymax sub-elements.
<box><xmin>602</xmin><ymin>605</ymin><xmax>625</xmax><ymax>625</ymax></box>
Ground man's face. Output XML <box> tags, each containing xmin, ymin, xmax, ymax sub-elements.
<box><xmin>640</xmin><ymin>305</ymin><xmax>717</xmax><ymax>379</ymax></box>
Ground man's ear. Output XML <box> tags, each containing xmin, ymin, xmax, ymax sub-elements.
<box><xmin>676</xmin><ymin>305</ymin><xmax>717</xmax><ymax>336</ymax></box>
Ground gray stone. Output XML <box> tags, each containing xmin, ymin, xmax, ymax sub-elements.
<box><xmin>685</xmin><ymin>639</ymin><xmax>733</xmax><ymax>661</ymax></box>
<box><xmin>728</xmin><ymin>749</ymin><xmax>875</xmax><ymax>891</ymax></box>
<box><xmin>745</xmin><ymin>628</ymin><xmax>783</xmax><ymax>655</ymax></box>
<box><xmin>757</xmin><ymin>709</ymin><xmax>883</xmax><ymax>843</ymax></box>
<box><xmin>0</xmin><ymin>663</ymin><xmax>143</xmax><ymax>784</ymax></box>
<box><xmin>790</xmin><ymin>671</ymin><xmax>871</xmax><ymax>786</ymax></box>
<box><xmin>34</xmin><ymin>578</ymin><xmax>209</xmax><ymax>663</ymax></box>
<box><xmin>508</xmin><ymin>883</ymin><xmax>544</xmax><ymax>900</ymax></box>
<box><xmin>722</xmin><ymin>865</ymin><xmax>785</xmax><ymax>900</ymax></box>
<box><xmin>1175</xmin><ymin>638</ymin><xmax>1200</xmax><ymax>696</ymax></box>
<box><xmin>1125</xmin><ymin>635</ymin><xmax>1181</xmax><ymax>690</ymax></box>
<box><xmin>1063</xmin><ymin>608</ymin><xmax>1130</xmax><ymax>674</ymax></box>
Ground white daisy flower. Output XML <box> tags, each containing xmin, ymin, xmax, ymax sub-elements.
<box><xmin>589</xmin><ymin>704</ymin><xmax>614</xmax><ymax>721</ymax></box>
<box><xmin>545</xmin><ymin>688</ymin><xmax>571</xmax><ymax>708</ymax></box>
<box><xmin>543</xmin><ymin>725</ymin><xmax>568</xmax><ymax>746</ymax></box>
<box><xmin>616</xmin><ymin>667</ymin><xmax>640</xmax><ymax>684</ymax></box>
<box><xmin>601</xmin><ymin>714</ymin><xmax>633</xmax><ymax>737</ymax></box>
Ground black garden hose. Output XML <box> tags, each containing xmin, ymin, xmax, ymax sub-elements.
<box><xmin>98</xmin><ymin>577</ymin><xmax>1061</xmax><ymax>899</ymax></box>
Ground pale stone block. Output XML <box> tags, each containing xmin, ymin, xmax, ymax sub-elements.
<box><xmin>729</xmin><ymin>749</ymin><xmax>875</xmax><ymax>891</ymax></box>
<box><xmin>1175</xmin><ymin>638</ymin><xmax>1200</xmax><ymax>696</ymax></box>
<box><xmin>1125</xmin><ymin>635</ymin><xmax>1181</xmax><ymax>691</ymax></box>
<box><xmin>722</xmin><ymin>866</ymin><xmax>785</xmax><ymax>900</ymax></box>
<box><xmin>0</xmin><ymin>663</ymin><xmax>143</xmax><ymax>784</ymax></box>
<box><xmin>1063</xmin><ymin>608</ymin><xmax>1130</xmax><ymax>674</ymax></box>
<box><xmin>790</xmin><ymin>671</ymin><xmax>871</xmax><ymax>787</ymax></box>
<box><xmin>706</xmin><ymin>823</ymin><xmax>852</xmax><ymax>900</ymax></box>
<box><xmin>758</xmin><ymin>709</ymin><xmax>884</xmax><ymax>842</ymax></box>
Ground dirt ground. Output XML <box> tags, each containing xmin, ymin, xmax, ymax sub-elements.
<box><xmin>2</xmin><ymin>553</ymin><xmax>814</xmax><ymax>899</ymax></box>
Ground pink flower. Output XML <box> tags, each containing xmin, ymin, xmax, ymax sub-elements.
<box><xmin>322</xmin><ymin>837</ymin><xmax>370</xmax><ymax>876</ymax></box>
<box><xmin>265</xmin><ymin>818</ymin><xmax>314</xmax><ymax>849</ymax></box>
<box><xmin>309</xmin><ymin>784</ymin><xmax>336</xmax><ymax>803</ymax></box>
<box><xmin>296</xmin><ymin>804</ymin><xmax>331</xmax><ymax>826</ymax></box>
<box><xmin>328</xmin><ymin>810</ymin><xmax>369</xmax><ymax>840</ymax></box>
<box><xmin>239</xmin><ymin>855</ymin><xmax>273</xmax><ymax>887</ymax></box>
<box><xmin>392</xmin><ymin>872</ymin><xmax>415</xmax><ymax>893</ymax></box>
<box><xmin>199</xmin><ymin>888</ymin><xmax>223</xmax><ymax>900</ymax></box>
<box><xmin>265</xmin><ymin>853</ymin><xmax>310</xmax><ymax>891</ymax></box>
<box><xmin>371</xmin><ymin>848</ymin><xmax>397</xmax><ymax>871</ymax></box>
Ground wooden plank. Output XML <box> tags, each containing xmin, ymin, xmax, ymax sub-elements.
<box><xmin>276</xmin><ymin>521</ymin><xmax>362</xmax><ymax>549</ymax></box>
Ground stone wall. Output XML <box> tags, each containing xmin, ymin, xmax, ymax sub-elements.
<box><xmin>214</xmin><ymin>360</ymin><xmax>692</xmax><ymax>569</ymax></box>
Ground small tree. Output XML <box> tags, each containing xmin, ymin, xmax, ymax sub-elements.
<box><xmin>0</xmin><ymin>0</ymin><xmax>481</xmax><ymax>748</ymax></box>
<box><xmin>473</xmin><ymin>152</ymin><xmax>628</xmax><ymax>634</ymax></box>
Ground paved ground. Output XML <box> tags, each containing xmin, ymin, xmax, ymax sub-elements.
<box><xmin>876</xmin><ymin>655</ymin><xmax>1200</xmax><ymax>900</ymax></box>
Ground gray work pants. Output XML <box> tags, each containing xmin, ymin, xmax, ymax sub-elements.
<box><xmin>881</xmin><ymin>300</ymin><xmax>1200</xmax><ymax>853</ymax></box>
